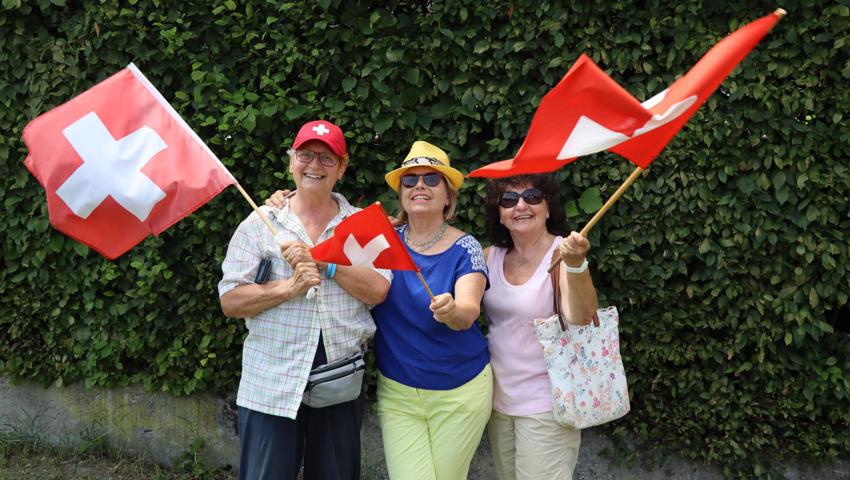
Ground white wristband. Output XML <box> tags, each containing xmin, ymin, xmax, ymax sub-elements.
<box><xmin>564</xmin><ymin>258</ymin><xmax>589</xmax><ymax>274</ymax></box>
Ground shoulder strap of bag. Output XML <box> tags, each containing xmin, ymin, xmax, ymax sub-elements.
<box><xmin>550</xmin><ymin>249</ymin><xmax>567</xmax><ymax>331</ymax></box>
<box><xmin>550</xmin><ymin>248</ymin><xmax>601</xmax><ymax>330</ymax></box>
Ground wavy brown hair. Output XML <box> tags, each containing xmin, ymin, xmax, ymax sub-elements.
<box><xmin>484</xmin><ymin>174</ymin><xmax>569</xmax><ymax>248</ymax></box>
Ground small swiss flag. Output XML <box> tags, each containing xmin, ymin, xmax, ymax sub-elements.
<box><xmin>23</xmin><ymin>63</ymin><xmax>235</xmax><ymax>259</ymax></box>
<box><xmin>311</xmin><ymin>203</ymin><xmax>418</xmax><ymax>271</ymax></box>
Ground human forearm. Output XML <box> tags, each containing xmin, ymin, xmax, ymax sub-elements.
<box><xmin>220</xmin><ymin>280</ymin><xmax>296</xmax><ymax>318</ymax></box>
<box><xmin>332</xmin><ymin>266</ymin><xmax>390</xmax><ymax>305</ymax></box>
<box><xmin>432</xmin><ymin>273</ymin><xmax>486</xmax><ymax>331</ymax></box>
<box><xmin>439</xmin><ymin>299</ymin><xmax>480</xmax><ymax>331</ymax></box>
<box><xmin>560</xmin><ymin>269</ymin><xmax>598</xmax><ymax>325</ymax></box>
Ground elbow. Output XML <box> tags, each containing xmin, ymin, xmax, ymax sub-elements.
<box><xmin>449</xmin><ymin>306</ymin><xmax>480</xmax><ymax>331</ymax></box>
<box><xmin>219</xmin><ymin>295</ymin><xmax>241</xmax><ymax>318</ymax></box>
<box><xmin>220</xmin><ymin>303</ymin><xmax>237</xmax><ymax>318</ymax></box>
<box><xmin>367</xmin><ymin>281</ymin><xmax>390</xmax><ymax>305</ymax></box>
<box><xmin>370</xmin><ymin>291</ymin><xmax>389</xmax><ymax>306</ymax></box>
<box><xmin>448</xmin><ymin>318</ymin><xmax>476</xmax><ymax>331</ymax></box>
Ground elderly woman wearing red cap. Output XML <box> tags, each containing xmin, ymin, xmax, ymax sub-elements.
<box><xmin>219</xmin><ymin>120</ymin><xmax>391</xmax><ymax>480</ymax></box>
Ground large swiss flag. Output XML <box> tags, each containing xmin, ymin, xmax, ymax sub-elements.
<box><xmin>23</xmin><ymin>64</ymin><xmax>235</xmax><ymax>259</ymax></box>
<box><xmin>468</xmin><ymin>11</ymin><xmax>782</xmax><ymax>178</ymax></box>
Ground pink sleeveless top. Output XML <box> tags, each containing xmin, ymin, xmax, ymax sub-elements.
<box><xmin>483</xmin><ymin>237</ymin><xmax>562</xmax><ymax>416</ymax></box>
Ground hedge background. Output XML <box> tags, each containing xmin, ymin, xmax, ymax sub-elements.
<box><xmin>1</xmin><ymin>0</ymin><xmax>848</xmax><ymax>477</ymax></box>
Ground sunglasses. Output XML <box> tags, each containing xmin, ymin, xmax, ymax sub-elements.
<box><xmin>499</xmin><ymin>188</ymin><xmax>545</xmax><ymax>208</ymax></box>
<box><xmin>401</xmin><ymin>172</ymin><xmax>443</xmax><ymax>188</ymax></box>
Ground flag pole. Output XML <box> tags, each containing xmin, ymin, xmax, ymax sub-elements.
<box><xmin>233</xmin><ymin>182</ymin><xmax>278</xmax><ymax>236</ymax></box>
<box><xmin>548</xmin><ymin>166</ymin><xmax>645</xmax><ymax>272</ymax></box>
<box><xmin>232</xmin><ymin>182</ymin><xmax>327</xmax><ymax>298</ymax></box>
<box><xmin>416</xmin><ymin>271</ymin><xmax>436</xmax><ymax>300</ymax></box>
<box><xmin>547</xmin><ymin>7</ymin><xmax>786</xmax><ymax>274</ymax></box>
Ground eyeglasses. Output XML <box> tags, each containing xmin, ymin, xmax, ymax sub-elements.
<box><xmin>401</xmin><ymin>172</ymin><xmax>443</xmax><ymax>188</ymax></box>
<box><xmin>499</xmin><ymin>188</ymin><xmax>545</xmax><ymax>208</ymax></box>
<box><xmin>295</xmin><ymin>150</ymin><xmax>339</xmax><ymax>167</ymax></box>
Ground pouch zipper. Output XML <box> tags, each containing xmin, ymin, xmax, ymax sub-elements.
<box><xmin>307</xmin><ymin>363</ymin><xmax>366</xmax><ymax>388</ymax></box>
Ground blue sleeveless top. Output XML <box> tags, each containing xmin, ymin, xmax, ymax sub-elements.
<box><xmin>372</xmin><ymin>227</ymin><xmax>490</xmax><ymax>390</ymax></box>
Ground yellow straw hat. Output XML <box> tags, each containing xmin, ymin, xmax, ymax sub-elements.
<box><xmin>385</xmin><ymin>141</ymin><xmax>465</xmax><ymax>192</ymax></box>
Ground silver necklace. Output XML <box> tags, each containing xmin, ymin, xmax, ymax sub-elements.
<box><xmin>405</xmin><ymin>222</ymin><xmax>448</xmax><ymax>252</ymax></box>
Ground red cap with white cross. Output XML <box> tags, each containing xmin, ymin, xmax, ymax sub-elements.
<box><xmin>292</xmin><ymin>120</ymin><xmax>347</xmax><ymax>157</ymax></box>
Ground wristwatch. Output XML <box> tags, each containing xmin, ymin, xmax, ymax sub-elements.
<box><xmin>564</xmin><ymin>258</ymin><xmax>589</xmax><ymax>274</ymax></box>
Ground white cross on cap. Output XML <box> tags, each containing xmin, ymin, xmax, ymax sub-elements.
<box><xmin>312</xmin><ymin>124</ymin><xmax>330</xmax><ymax>136</ymax></box>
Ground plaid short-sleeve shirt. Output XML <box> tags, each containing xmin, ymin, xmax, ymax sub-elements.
<box><xmin>219</xmin><ymin>192</ymin><xmax>391</xmax><ymax>419</ymax></box>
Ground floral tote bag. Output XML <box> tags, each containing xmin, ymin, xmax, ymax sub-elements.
<box><xmin>535</xmin><ymin>302</ymin><xmax>630</xmax><ymax>428</ymax></box>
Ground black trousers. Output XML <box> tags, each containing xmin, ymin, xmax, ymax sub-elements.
<box><xmin>237</xmin><ymin>335</ymin><xmax>365</xmax><ymax>480</ymax></box>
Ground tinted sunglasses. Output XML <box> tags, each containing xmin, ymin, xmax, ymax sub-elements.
<box><xmin>401</xmin><ymin>172</ymin><xmax>442</xmax><ymax>188</ymax></box>
<box><xmin>499</xmin><ymin>188</ymin><xmax>545</xmax><ymax>208</ymax></box>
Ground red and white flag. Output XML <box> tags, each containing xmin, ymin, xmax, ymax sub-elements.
<box><xmin>311</xmin><ymin>203</ymin><xmax>418</xmax><ymax>271</ymax></box>
<box><xmin>468</xmin><ymin>11</ymin><xmax>782</xmax><ymax>178</ymax></box>
<box><xmin>23</xmin><ymin>63</ymin><xmax>236</xmax><ymax>259</ymax></box>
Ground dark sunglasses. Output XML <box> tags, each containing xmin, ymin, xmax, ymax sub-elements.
<box><xmin>499</xmin><ymin>188</ymin><xmax>545</xmax><ymax>208</ymax></box>
<box><xmin>401</xmin><ymin>172</ymin><xmax>442</xmax><ymax>188</ymax></box>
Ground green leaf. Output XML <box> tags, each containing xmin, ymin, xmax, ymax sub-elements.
<box><xmin>772</xmin><ymin>171</ymin><xmax>786</xmax><ymax>190</ymax></box>
<box><xmin>72</xmin><ymin>242</ymin><xmax>89</xmax><ymax>257</ymax></box>
<box><xmin>578</xmin><ymin>187</ymin><xmax>602</xmax><ymax>214</ymax></box>
<box><xmin>243</xmin><ymin>112</ymin><xmax>256</xmax><ymax>132</ymax></box>
<box><xmin>402</xmin><ymin>68</ymin><xmax>420</xmax><ymax>85</ymax></box>
<box><xmin>374</xmin><ymin>116</ymin><xmax>393</xmax><ymax>134</ymax></box>
<box><xmin>775</xmin><ymin>187</ymin><xmax>790</xmax><ymax>205</ymax></box>
<box><xmin>564</xmin><ymin>200</ymin><xmax>579</xmax><ymax>218</ymax></box>
<box><xmin>385</xmin><ymin>48</ymin><xmax>404</xmax><ymax>62</ymax></box>
<box><xmin>284</xmin><ymin>105</ymin><xmax>308</xmax><ymax>120</ymax></box>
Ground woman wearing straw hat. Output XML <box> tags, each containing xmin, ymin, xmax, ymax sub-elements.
<box><xmin>371</xmin><ymin>140</ymin><xmax>491</xmax><ymax>480</ymax></box>
<box><xmin>220</xmin><ymin>120</ymin><xmax>391</xmax><ymax>480</ymax></box>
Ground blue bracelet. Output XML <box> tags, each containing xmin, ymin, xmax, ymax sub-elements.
<box><xmin>326</xmin><ymin>263</ymin><xmax>337</xmax><ymax>279</ymax></box>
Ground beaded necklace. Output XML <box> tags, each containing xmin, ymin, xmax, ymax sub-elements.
<box><xmin>404</xmin><ymin>222</ymin><xmax>448</xmax><ymax>252</ymax></box>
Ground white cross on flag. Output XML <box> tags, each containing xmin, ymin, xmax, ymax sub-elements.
<box><xmin>468</xmin><ymin>11</ymin><xmax>781</xmax><ymax>177</ymax></box>
<box><xmin>310</xmin><ymin>203</ymin><xmax>418</xmax><ymax>271</ymax></box>
<box><xmin>23</xmin><ymin>63</ymin><xmax>236</xmax><ymax>259</ymax></box>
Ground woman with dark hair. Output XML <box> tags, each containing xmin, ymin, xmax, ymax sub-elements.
<box><xmin>482</xmin><ymin>173</ymin><xmax>598</xmax><ymax>480</ymax></box>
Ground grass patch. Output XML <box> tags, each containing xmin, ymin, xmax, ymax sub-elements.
<box><xmin>0</xmin><ymin>431</ymin><xmax>235</xmax><ymax>480</ymax></box>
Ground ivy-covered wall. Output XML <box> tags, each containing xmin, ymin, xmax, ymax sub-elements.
<box><xmin>1</xmin><ymin>1</ymin><xmax>848</xmax><ymax>477</ymax></box>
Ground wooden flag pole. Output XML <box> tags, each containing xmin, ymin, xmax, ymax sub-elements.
<box><xmin>233</xmin><ymin>182</ymin><xmax>278</xmax><ymax>236</ymax></box>
<box><xmin>416</xmin><ymin>271</ymin><xmax>436</xmax><ymax>300</ymax></box>
<box><xmin>548</xmin><ymin>166</ymin><xmax>645</xmax><ymax>272</ymax></box>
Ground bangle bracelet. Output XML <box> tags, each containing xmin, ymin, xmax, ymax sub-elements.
<box><xmin>326</xmin><ymin>263</ymin><xmax>337</xmax><ymax>279</ymax></box>
<box><xmin>564</xmin><ymin>258</ymin><xmax>589</xmax><ymax>274</ymax></box>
